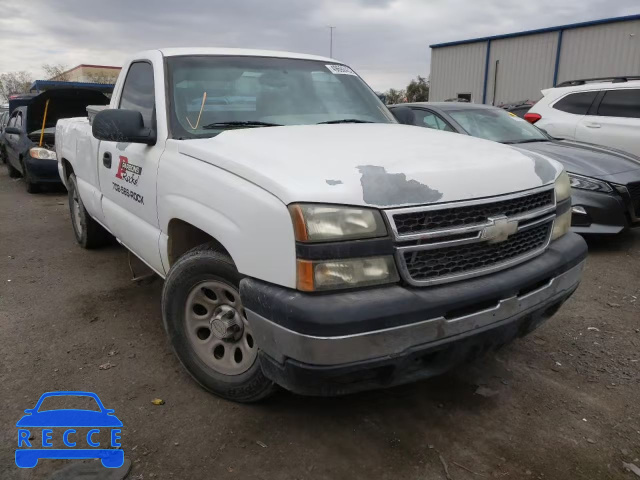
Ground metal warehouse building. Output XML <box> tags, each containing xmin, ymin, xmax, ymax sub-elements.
<box><xmin>429</xmin><ymin>14</ymin><xmax>640</xmax><ymax>105</ymax></box>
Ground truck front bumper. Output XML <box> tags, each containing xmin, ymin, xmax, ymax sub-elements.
<box><xmin>241</xmin><ymin>233</ymin><xmax>587</xmax><ymax>396</ymax></box>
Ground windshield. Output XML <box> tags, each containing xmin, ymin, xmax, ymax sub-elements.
<box><xmin>166</xmin><ymin>56</ymin><xmax>395</xmax><ymax>139</ymax></box>
<box><xmin>447</xmin><ymin>108</ymin><xmax>549</xmax><ymax>144</ymax></box>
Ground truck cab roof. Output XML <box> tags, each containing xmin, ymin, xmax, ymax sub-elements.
<box><xmin>157</xmin><ymin>47</ymin><xmax>336</xmax><ymax>63</ymax></box>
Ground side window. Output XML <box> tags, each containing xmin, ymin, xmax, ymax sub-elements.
<box><xmin>8</xmin><ymin>112</ymin><xmax>18</xmax><ymax>127</ymax></box>
<box><xmin>15</xmin><ymin>112</ymin><xmax>23</xmax><ymax>129</ymax></box>
<box><xmin>412</xmin><ymin>109</ymin><xmax>454</xmax><ymax>132</ymax></box>
<box><xmin>553</xmin><ymin>91</ymin><xmax>598</xmax><ymax>115</ymax></box>
<box><xmin>119</xmin><ymin>62</ymin><xmax>156</xmax><ymax>129</ymax></box>
<box><xmin>597</xmin><ymin>89</ymin><xmax>640</xmax><ymax>119</ymax></box>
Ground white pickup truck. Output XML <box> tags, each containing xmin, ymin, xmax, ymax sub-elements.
<box><xmin>56</xmin><ymin>48</ymin><xmax>587</xmax><ymax>402</ymax></box>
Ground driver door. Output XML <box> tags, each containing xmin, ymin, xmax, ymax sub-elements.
<box><xmin>97</xmin><ymin>60</ymin><xmax>165</xmax><ymax>274</ymax></box>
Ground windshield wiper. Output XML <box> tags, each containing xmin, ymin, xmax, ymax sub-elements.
<box><xmin>202</xmin><ymin>121</ymin><xmax>283</xmax><ymax>129</ymax></box>
<box><xmin>503</xmin><ymin>139</ymin><xmax>549</xmax><ymax>144</ymax></box>
<box><xmin>317</xmin><ymin>119</ymin><xmax>374</xmax><ymax>124</ymax></box>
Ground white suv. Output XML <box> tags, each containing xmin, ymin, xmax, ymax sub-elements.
<box><xmin>526</xmin><ymin>78</ymin><xmax>640</xmax><ymax>156</ymax></box>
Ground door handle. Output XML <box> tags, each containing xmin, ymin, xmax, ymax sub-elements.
<box><xmin>585</xmin><ymin>123</ymin><xmax>601</xmax><ymax>129</ymax></box>
<box><xmin>103</xmin><ymin>152</ymin><xmax>112</xmax><ymax>168</ymax></box>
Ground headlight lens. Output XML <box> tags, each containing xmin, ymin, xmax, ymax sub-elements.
<box><xmin>297</xmin><ymin>256</ymin><xmax>399</xmax><ymax>291</ymax></box>
<box><xmin>289</xmin><ymin>204</ymin><xmax>387</xmax><ymax>242</ymax></box>
<box><xmin>551</xmin><ymin>209</ymin><xmax>572</xmax><ymax>241</ymax></box>
<box><xmin>567</xmin><ymin>172</ymin><xmax>613</xmax><ymax>193</ymax></box>
<box><xmin>29</xmin><ymin>147</ymin><xmax>57</xmax><ymax>160</ymax></box>
<box><xmin>554</xmin><ymin>170</ymin><xmax>571</xmax><ymax>202</ymax></box>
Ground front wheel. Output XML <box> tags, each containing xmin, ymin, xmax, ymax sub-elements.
<box><xmin>6</xmin><ymin>159</ymin><xmax>21</xmax><ymax>178</ymax></box>
<box><xmin>162</xmin><ymin>244</ymin><xmax>275</xmax><ymax>402</ymax></box>
<box><xmin>20</xmin><ymin>158</ymin><xmax>40</xmax><ymax>194</ymax></box>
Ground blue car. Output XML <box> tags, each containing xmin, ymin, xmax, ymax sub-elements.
<box><xmin>16</xmin><ymin>391</ymin><xmax>123</xmax><ymax>468</ymax></box>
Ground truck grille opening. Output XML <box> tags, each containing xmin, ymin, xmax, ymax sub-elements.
<box><xmin>385</xmin><ymin>187</ymin><xmax>556</xmax><ymax>286</ymax></box>
<box><xmin>393</xmin><ymin>189</ymin><xmax>553</xmax><ymax>235</ymax></box>
<box><xmin>402</xmin><ymin>223</ymin><xmax>552</xmax><ymax>283</ymax></box>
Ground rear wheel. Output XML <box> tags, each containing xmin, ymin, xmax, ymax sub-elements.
<box><xmin>68</xmin><ymin>173</ymin><xmax>111</xmax><ymax>248</ymax></box>
<box><xmin>162</xmin><ymin>244</ymin><xmax>275</xmax><ymax>402</ymax></box>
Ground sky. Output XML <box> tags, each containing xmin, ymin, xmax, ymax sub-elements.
<box><xmin>0</xmin><ymin>0</ymin><xmax>638</xmax><ymax>92</ymax></box>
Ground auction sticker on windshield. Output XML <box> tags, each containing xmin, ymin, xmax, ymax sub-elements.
<box><xmin>15</xmin><ymin>391</ymin><xmax>124</xmax><ymax>469</ymax></box>
<box><xmin>326</xmin><ymin>64</ymin><xmax>357</xmax><ymax>76</ymax></box>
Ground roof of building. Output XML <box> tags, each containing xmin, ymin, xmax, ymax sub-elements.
<box><xmin>430</xmin><ymin>13</ymin><xmax>640</xmax><ymax>49</ymax></box>
<box><xmin>158</xmin><ymin>47</ymin><xmax>337</xmax><ymax>62</ymax></box>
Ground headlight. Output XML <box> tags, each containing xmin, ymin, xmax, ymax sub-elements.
<box><xmin>567</xmin><ymin>172</ymin><xmax>613</xmax><ymax>193</ymax></box>
<box><xmin>554</xmin><ymin>170</ymin><xmax>571</xmax><ymax>202</ymax></box>
<box><xmin>297</xmin><ymin>256</ymin><xmax>399</xmax><ymax>291</ymax></box>
<box><xmin>289</xmin><ymin>204</ymin><xmax>387</xmax><ymax>242</ymax></box>
<box><xmin>551</xmin><ymin>209</ymin><xmax>572</xmax><ymax>241</ymax></box>
<box><xmin>30</xmin><ymin>147</ymin><xmax>57</xmax><ymax>160</ymax></box>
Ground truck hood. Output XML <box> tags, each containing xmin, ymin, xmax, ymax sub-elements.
<box><xmin>514</xmin><ymin>140</ymin><xmax>640</xmax><ymax>178</ymax></box>
<box><xmin>178</xmin><ymin>124</ymin><xmax>561</xmax><ymax>208</ymax></box>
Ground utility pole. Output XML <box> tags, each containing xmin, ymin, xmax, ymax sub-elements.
<box><xmin>328</xmin><ymin>26</ymin><xmax>335</xmax><ymax>58</ymax></box>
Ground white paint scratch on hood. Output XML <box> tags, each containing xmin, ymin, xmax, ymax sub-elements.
<box><xmin>177</xmin><ymin>124</ymin><xmax>562</xmax><ymax>208</ymax></box>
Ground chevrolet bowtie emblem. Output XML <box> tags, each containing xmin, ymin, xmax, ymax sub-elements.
<box><xmin>481</xmin><ymin>216</ymin><xmax>519</xmax><ymax>243</ymax></box>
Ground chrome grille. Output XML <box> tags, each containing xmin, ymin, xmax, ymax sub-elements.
<box><xmin>385</xmin><ymin>187</ymin><xmax>557</xmax><ymax>286</ymax></box>
<box><xmin>393</xmin><ymin>189</ymin><xmax>554</xmax><ymax>235</ymax></box>
<box><xmin>403</xmin><ymin>223</ymin><xmax>552</xmax><ymax>282</ymax></box>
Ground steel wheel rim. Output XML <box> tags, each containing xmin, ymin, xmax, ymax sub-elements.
<box><xmin>72</xmin><ymin>188</ymin><xmax>83</xmax><ymax>235</ymax></box>
<box><xmin>185</xmin><ymin>280</ymin><xmax>257</xmax><ymax>376</ymax></box>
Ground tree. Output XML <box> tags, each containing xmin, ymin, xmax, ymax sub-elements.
<box><xmin>0</xmin><ymin>71</ymin><xmax>33</xmax><ymax>102</ymax></box>
<box><xmin>384</xmin><ymin>88</ymin><xmax>406</xmax><ymax>105</ymax></box>
<box><xmin>405</xmin><ymin>76</ymin><xmax>429</xmax><ymax>102</ymax></box>
<box><xmin>42</xmin><ymin>63</ymin><xmax>70</xmax><ymax>81</ymax></box>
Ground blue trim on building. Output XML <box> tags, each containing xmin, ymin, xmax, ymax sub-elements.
<box><xmin>553</xmin><ymin>30</ymin><xmax>564</xmax><ymax>86</ymax></box>
<box><xmin>482</xmin><ymin>40</ymin><xmax>492</xmax><ymax>104</ymax></box>
<box><xmin>29</xmin><ymin>80</ymin><xmax>115</xmax><ymax>94</ymax></box>
<box><xmin>430</xmin><ymin>13</ymin><xmax>640</xmax><ymax>48</ymax></box>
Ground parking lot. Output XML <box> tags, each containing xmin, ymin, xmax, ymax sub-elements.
<box><xmin>0</xmin><ymin>168</ymin><xmax>639</xmax><ymax>479</ymax></box>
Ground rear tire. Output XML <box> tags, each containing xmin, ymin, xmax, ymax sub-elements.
<box><xmin>68</xmin><ymin>173</ymin><xmax>111</xmax><ymax>248</ymax></box>
<box><xmin>6</xmin><ymin>160</ymin><xmax>21</xmax><ymax>178</ymax></box>
<box><xmin>162</xmin><ymin>244</ymin><xmax>276</xmax><ymax>403</ymax></box>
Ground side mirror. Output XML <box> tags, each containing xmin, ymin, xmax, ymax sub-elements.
<box><xmin>92</xmin><ymin>109</ymin><xmax>156</xmax><ymax>146</ymax></box>
<box><xmin>4</xmin><ymin>127</ymin><xmax>20</xmax><ymax>135</ymax></box>
<box><xmin>390</xmin><ymin>106</ymin><xmax>416</xmax><ymax>126</ymax></box>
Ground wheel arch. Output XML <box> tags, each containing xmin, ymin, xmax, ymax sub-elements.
<box><xmin>166</xmin><ymin>218</ymin><xmax>232</xmax><ymax>267</ymax></box>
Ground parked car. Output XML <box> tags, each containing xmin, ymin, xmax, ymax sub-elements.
<box><xmin>389</xmin><ymin>102</ymin><xmax>640</xmax><ymax>235</ymax></box>
<box><xmin>56</xmin><ymin>47</ymin><xmax>586</xmax><ymax>402</ymax></box>
<box><xmin>525</xmin><ymin>77</ymin><xmax>640</xmax><ymax>157</ymax></box>
<box><xmin>498</xmin><ymin>100</ymin><xmax>535</xmax><ymax>118</ymax></box>
<box><xmin>0</xmin><ymin>110</ymin><xmax>9</xmax><ymax>163</ymax></box>
<box><xmin>3</xmin><ymin>88</ymin><xmax>109</xmax><ymax>192</ymax></box>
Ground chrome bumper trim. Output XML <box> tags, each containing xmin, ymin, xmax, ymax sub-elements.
<box><xmin>247</xmin><ymin>261</ymin><xmax>585</xmax><ymax>367</ymax></box>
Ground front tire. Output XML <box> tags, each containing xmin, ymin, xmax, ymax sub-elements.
<box><xmin>68</xmin><ymin>173</ymin><xmax>111</xmax><ymax>248</ymax></box>
<box><xmin>162</xmin><ymin>244</ymin><xmax>275</xmax><ymax>402</ymax></box>
<box><xmin>6</xmin><ymin>159</ymin><xmax>21</xmax><ymax>178</ymax></box>
<box><xmin>21</xmin><ymin>158</ymin><xmax>40</xmax><ymax>194</ymax></box>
